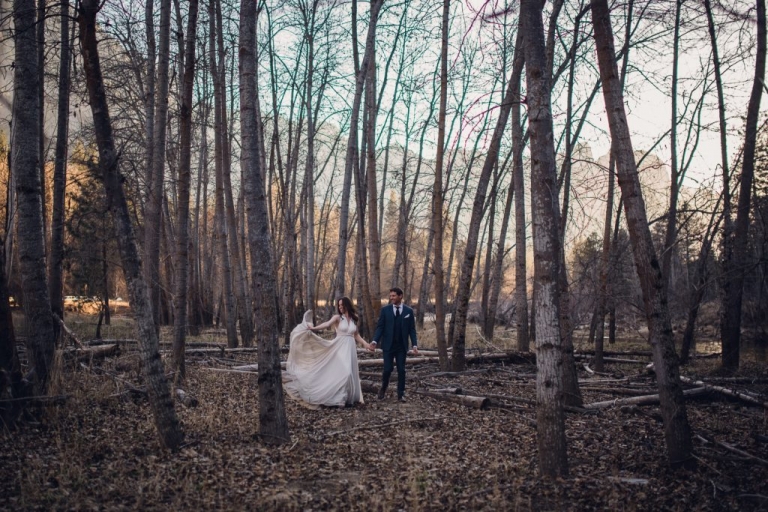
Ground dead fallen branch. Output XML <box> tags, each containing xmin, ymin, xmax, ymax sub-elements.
<box><xmin>697</xmin><ymin>434</ymin><xmax>768</xmax><ymax>467</ymax></box>
<box><xmin>61</xmin><ymin>344</ymin><xmax>119</xmax><ymax>363</ymax></box>
<box><xmin>680</xmin><ymin>376</ymin><xmax>768</xmax><ymax>409</ymax></box>
<box><xmin>584</xmin><ymin>386</ymin><xmax>709</xmax><ymax>409</ymax></box>
<box><xmin>358</xmin><ymin>352</ymin><xmax>535</xmax><ymax>368</ymax></box>
<box><xmin>415</xmin><ymin>389</ymin><xmax>489</xmax><ymax>409</ymax></box>
<box><xmin>573</xmin><ymin>354</ymin><xmax>649</xmax><ymax>364</ymax></box>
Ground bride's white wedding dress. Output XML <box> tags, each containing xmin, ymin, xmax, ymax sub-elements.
<box><xmin>283</xmin><ymin>311</ymin><xmax>364</xmax><ymax>407</ymax></box>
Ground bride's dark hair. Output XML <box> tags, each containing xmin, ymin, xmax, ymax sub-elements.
<box><xmin>337</xmin><ymin>296</ymin><xmax>359</xmax><ymax>323</ymax></box>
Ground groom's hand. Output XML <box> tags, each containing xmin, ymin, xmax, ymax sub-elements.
<box><xmin>412</xmin><ymin>347</ymin><xmax>419</xmax><ymax>356</ymax></box>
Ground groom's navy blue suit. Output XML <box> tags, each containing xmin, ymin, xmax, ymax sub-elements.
<box><xmin>372</xmin><ymin>303</ymin><xmax>418</xmax><ymax>399</ymax></box>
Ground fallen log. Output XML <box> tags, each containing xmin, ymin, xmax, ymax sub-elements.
<box><xmin>415</xmin><ymin>389</ymin><xmax>489</xmax><ymax>409</ymax></box>
<box><xmin>54</xmin><ymin>314</ymin><xmax>84</xmax><ymax>349</ymax></box>
<box><xmin>573</xmin><ymin>354</ymin><xmax>649</xmax><ymax>364</ymax></box>
<box><xmin>584</xmin><ymin>386</ymin><xmax>709</xmax><ymax>409</ymax></box>
<box><xmin>61</xmin><ymin>344</ymin><xmax>119</xmax><ymax>363</ymax></box>
<box><xmin>358</xmin><ymin>352</ymin><xmax>535</xmax><ymax>368</ymax></box>
<box><xmin>579</xmin><ymin>387</ymin><xmax>658</xmax><ymax>396</ymax></box>
<box><xmin>680</xmin><ymin>376</ymin><xmax>768</xmax><ymax>409</ymax></box>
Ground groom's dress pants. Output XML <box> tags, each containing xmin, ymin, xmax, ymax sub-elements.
<box><xmin>382</xmin><ymin>349</ymin><xmax>407</xmax><ymax>398</ymax></box>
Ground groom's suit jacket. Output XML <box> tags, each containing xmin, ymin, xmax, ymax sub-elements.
<box><xmin>373</xmin><ymin>304</ymin><xmax>418</xmax><ymax>353</ymax></box>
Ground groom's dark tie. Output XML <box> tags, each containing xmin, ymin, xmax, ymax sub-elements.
<box><xmin>396</xmin><ymin>306</ymin><xmax>400</xmax><ymax>317</ymax></box>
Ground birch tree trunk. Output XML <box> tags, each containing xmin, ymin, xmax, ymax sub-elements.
<box><xmin>239</xmin><ymin>0</ymin><xmax>290</xmax><ymax>444</ymax></box>
<box><xmin>591</xmin><ymin>0</ymin><xmax>693</xmax><ymax>467</ymax></box>
<box><xmin>172</xmin><ymin>0</ymin><xmax>199</xmax><ymax>381</ymax></box>
<box><xmin>77</xmin><ymin>0</ymin><xmax>183</xmax><ymax>449</ymax></box>
<box><xmin>13</xmin><ymin>0</ymin><xmax>55</xmax><ymax>394</ymax></box>
<box><xmin>48</xmin><ymin>0</ymin><xmax>71</xmax><ymax>321</ymax></box>
<box><xmin>721</xmin><ymin>0</ymin><xmax>765</xmax><ymax>370</ymax></box>
<box><xmin>521</xmin><ymin>0</ymin><xmax>568</xmax><ymax>478</ymax></box>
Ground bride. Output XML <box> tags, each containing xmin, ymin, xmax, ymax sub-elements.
<box><xmin>283</xmin><ymin>297</ymin><xmax>373</xmax><ymax>407</ymax></box>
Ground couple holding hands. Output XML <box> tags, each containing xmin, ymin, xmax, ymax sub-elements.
<box><xmin>283</xmin><ymin>287</ymin><xmax>419</xmax><ymax>407</ymax></box>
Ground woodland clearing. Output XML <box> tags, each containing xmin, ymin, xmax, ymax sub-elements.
<box><xmin>1</xmin><ymin>314</ymin><xmax>767</xmax><ymax>510</ymax></box>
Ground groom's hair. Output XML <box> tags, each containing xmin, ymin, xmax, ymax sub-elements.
<box><xmin>390</xmin><ymin>287</ymin><xmax>404</xmax><ymax>296</ymax></box>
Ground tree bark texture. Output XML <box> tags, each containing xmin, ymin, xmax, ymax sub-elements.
<box><xmin>521</xmin><ymin>0</ymin><xmax>568</xmax><ymax>479</ymax></box>
<box><xmin>172</xmin><ymin>0</ymin><xmax>199</xmax><ymax>381</ymax></box>
<box><xmin>721</xmin><ymin>0</ymin><xmax>766</xmax><ymax>370</ymax></box>
<box><xmin>239</xmin><ymin>0</ymin><xmax>290</xmax><ymax>445</ymax></box>
<box><xmin>48</xmin><ymin>0</ymin><xmax>71</xmax><ymax>321</ymax></box>
<box><xmin>144</xmin><ymin>0</ymin><xmax>172</xmax><ymax>331</ymax></box>
<box><xmin>78</xmin><ymin>0</ymin><xmax>183</xmax><ymax>450</ymax></box>
<box><xmin>13</xmin><ymin>0</ymin><xmax>56</xmax><ymax>393</ymax></box>
<box><xmin>591</xmin><ymin>0</ymin><xmax>693</xmax><ymax>467</ymax></box>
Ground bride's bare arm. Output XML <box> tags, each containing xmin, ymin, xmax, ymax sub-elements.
<box><xmin>354</xmin><ymin>332</ymin><xmax>373</xmax><ymax>351</ymax></box>
<box><xmin>309</xmin><ymin>315</ymin><xmax>339</xmax><ymax>331</ymax></box>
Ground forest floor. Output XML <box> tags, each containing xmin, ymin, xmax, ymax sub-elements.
<box><xmin>1</xmin><ymin>314</ymin><xmax>767</xmax><ymax>511</ymax></box>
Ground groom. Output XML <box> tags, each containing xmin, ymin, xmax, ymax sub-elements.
<box><xmin>370</xmin><ymin>287</ymin><xmax>419</xmax><ymax>402</ymax></box>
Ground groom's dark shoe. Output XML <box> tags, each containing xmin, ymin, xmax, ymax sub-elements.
<box><xmin>377</xmin><ymin>389</ymin><xmax>386</xmax><ymax>401</ymax></box>
<box><xmin>397</xmin><ymin>395</ymin><xmax>406</xmax><ymax>403</ymax></box>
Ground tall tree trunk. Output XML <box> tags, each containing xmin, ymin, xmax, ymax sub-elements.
<box><xmin>0</xmin><ymin>237</ymin><xmax>20</xmax><ymax>384</ymax></box>
<box><xmin>209</xmin><ymin>0</ymin><xmax>238</xmax><ymax>347</ymax></box>
<box><xmin>511</xmin><ymin>31</ymin><xmax>529</xmax><ymax>352</ymax></box>
<box><xmin>591</xmin><ymin>0</ymin><xmax>693</xmax><ymax>467</ymax></box>
<box><xmin>302</xmin><ymin>2</ymin><xmax>316</xmax><ymax>316</ymax></box>
<box><xmin>432</xmin><ymin>0</ymin><xmax>450</xmax><ymax>370</ymax></box>
<box><xmin>663</xmin><ymin>0</ymin><xmax>683</xmax><ymax>290</ymax></box>
<box><xmin>521</xmin><ymin>0</ymin><xmax>568</xmax><ymax>479</ymax></box>
<box><xmin>37</xmin><ymin>0</ymin><xmax>46</xmax><ymax>254</ymax></box>
<box><xmin>592</xmin><ymin>0</ymin><xmax>633</xmax><ymax>372</ymax></box>
<box><xmin>48</xmin><ymin>0</ymin><xmax>71</xmax><ymax>321</ymax></box>
<box><xmin>13</xmin><ymin>0</ymin><xmax>55</xmax><ymax>394</ymax></box>
<box><xmin>239</xmin><ymin>0</ymin><xmax>290</xmax><ymax>444</ymax></box>
<box><xmin>335</xmin><ymin>0</ymin><xmax>383</xmax><ymax>297</ymax></box>
<box><xmin>144</xmin><ymin>0</ymin><xmax>157</xmax><ymax>211</ymax></box>
<box><xmin>144</xmin><ymin>0</ymin><xmax>172</xmax><ymax>331</ymax></box>
<box><xmin>215</xmin><ymin>0</ymin><xmax>254</xmax><ymax>347</ymax></box>
<box><xmin>172</xmin><ymin>0</ymin><xmax>199</xmax><ymax>381</ymax></box>
<box><xmin>593</xmin><ymin>155</ymin><xmax>616</xmax><ymax>372</ymax></box>
<box><xmin>366</xmin><ymin>42</ymin><xmax>382</xmax><ymax>313</ymax></box>
<box><xmin>451</xmin><ymin>53</ymin><xmax>517</xmax><ymax>371</ymax></box>
<box><xmin>721</xmin><ymin>0</ymin><xmax>765</xmax><ymax>370</ymax></box>
<box><xmin>77</xmin><ymin>0</ymin><xmax>183</xmax><ymax>449</ymax></box>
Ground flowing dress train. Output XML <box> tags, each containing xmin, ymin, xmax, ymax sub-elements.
<box><xmin>283</xmin><ymin>311</ymin><xmax>364</xmax><ymax>407</ymax></box>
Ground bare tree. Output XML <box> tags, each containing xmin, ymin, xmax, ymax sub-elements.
<box><xmin>432</xmin><ymin>0</ymin><xmax>450</xmax><ymax>370</ymax></box>
<box><xmin>77</xmin><ymin>0</ymin><xmax>183</xmax><ymax>450</ymax></box>
<box><xmin>13</xmin><ymin>0</ymin><xmax>55</xmax><ymax>393</ymax></box>
<box><xmin>591</xmin><ymin>0</ymin><xmax>693</xmax><ymax>467</ymax></box>
<box><xmin>172</xmin><ymin>0</ymin><xmax>200</xmax><ymax>380</ymax></box>
<box><xmin>511</xmin><ymin>30</ymin><xmax>529</xmax><ymax>353</ymax></box>
<box><xmin>334</xmin><ymin>0</ymin><xmax>383</xmax><ymax>297</ymax></box>
<box><xmin>521</xmin><ymin>0</ymin><xmax>568</xmax><ymax>478</ymax></box>
<box><xmin>721</xmin><ymin>0</ymin><xmax>766</xmax><ymax>370</ymax></box>
<box><xmin>48</xmin><ymin>0</ymin><xmax>72</xmax><ymax>321</ymax></box>
<box><xmin>239</xmin><ymin>0</ymin><xmax>290</xmax><ymax>445</ymax></box>
<box><xmin>144</xmin><ymin>0</ymin><xmax>173</xmax><ymax>330</ymax></box>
